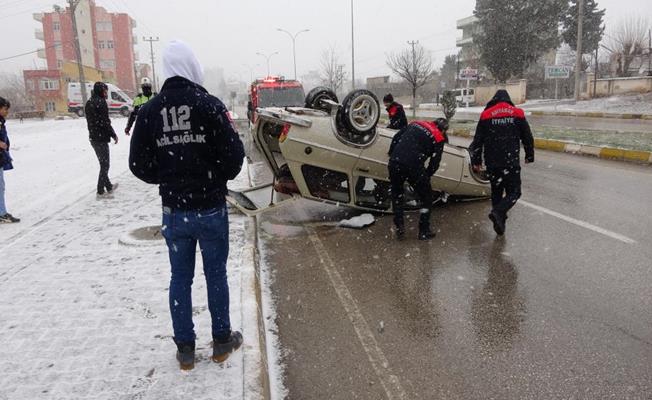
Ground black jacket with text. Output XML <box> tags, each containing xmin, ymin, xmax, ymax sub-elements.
<box><xmin>469</xmin><ymin>90</ymin><xmax>534</xmax><ymax>170</ymax></box>
<box><xmin>388</xmin><ymin>120</ymin><xmax>447</xmax><ymax>176</ymax></box>
<box><xmin>129</xmin><ymin>77</ymin><xmax>245</xmax><ymax>210</ymax></box>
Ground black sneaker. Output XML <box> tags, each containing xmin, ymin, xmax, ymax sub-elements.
<box><xmin>174</xmin><ymin>340</ymin><xmax>195</xmax><ymax>371</ymax></box>
<box><xmin>0</xmin><ymin>213</ymin><xmax>20</xmax><ymax>224</ymax></box>
<box><xmin>107</xmin><ymin>183</ymin><xmax>119</xmax><ymax>194</ymax></box>
<box><xmin>212</xmin><ymin>331</ymin><xmax>243</xmax><ymax>363</ymax></box>
<box><xmin>488</xmin><ymin>211</ymin><xmax>505</xmax><ymax>236</ymax></box>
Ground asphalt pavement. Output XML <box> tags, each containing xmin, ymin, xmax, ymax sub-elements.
<box><xmin>250</xmin><ymin>142</ymin><xmax>652</xmax><ymax>399</ymax></box>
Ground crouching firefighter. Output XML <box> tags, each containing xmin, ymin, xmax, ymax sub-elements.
<box><xmin>388</xmin><ymin>118</ymin><xmax>449</xmax><ymax>241</ymax></box>
<box><xmin>125</xmin><ymin>78</ymin><xmax>156</xmax><ymax>136</ymax></box>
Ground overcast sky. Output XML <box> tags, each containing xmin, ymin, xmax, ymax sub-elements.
<box><xmin>1</xmin><ymin>0</ymin><xmax>650</xmax><ymax>83</ymax></box>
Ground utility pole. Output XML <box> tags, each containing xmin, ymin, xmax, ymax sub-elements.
<box><xmin>408</xmin><ymin>40</ymin><xmax>419</xmax><ymax>117</ymax></box>
<box><xmin>143</xmin><ymin>37</ymin><xmax>160</xmax><ymax>91</ymax></box>
<box><xmin>63</xmin><ymin>0</ymin><xmax>88</xmax><ymax>108</ymax></box>
<box><xmin>594</xmin><ymin>47</ymin><xmax>599</xmax><ymax>97</ymax></box>
<box><xmin>574</xmin><ymin>0</ymin><xmax>584</xmax><ymax>101</ymax></box>
<box><xmin>351</xmin><ymin>0</ymin><xmax>355</xmax><ymax>90</ymax></box>
<box><xmin>648</xmin><ymin>29</ymin><xmax>651</xmax><ymax>77</ymax></box>
<box><xmin>277</xmin><ymin>28</ymin><xmax>309</xmax><ymax>80</ymax></box>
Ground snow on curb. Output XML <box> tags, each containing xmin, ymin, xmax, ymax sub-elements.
<box><xmin>338</xmin><ymin>213</ymin><xmax>376</xmax><ymax>229</ymax></box>
<box><xmin>532</xmin><ymin>138</ymin><xmax>652</xmax><ymax>164</ymax></box>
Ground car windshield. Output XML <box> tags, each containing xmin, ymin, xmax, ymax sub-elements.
<box><xmin>257</xmin><ymin>87</ymin><xmax>305</xmax><ymax>108</ymax></box>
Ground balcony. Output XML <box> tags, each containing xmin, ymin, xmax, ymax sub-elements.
<box><xmin>33</xmin><ymin>13</ymin><xmax>44</xmax><ymax>22</ymax></box>
<box><xmin>456</xmin><ymin>37</ymin><xmax>474</xmax><ymax>47</ymax></box>
<box><xmin>456</xmin><ymin>15</ymin><xmax>478</xmax><ymax>29</ymax></box>
<box><xmin>35</xmin><ymin>29</ymin><xmax>44</xmax><ymax>41</ymax></box>
<box><xmin>37</xmin><ymin>49</ymin><xmax>47</xmax><ymax>59</ymax></box>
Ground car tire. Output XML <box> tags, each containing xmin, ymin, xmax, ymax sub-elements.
<box><xmin>120</xmin><ymin>107</ymin><xmax>130</xmax><ymax>117</ymax></box>
<box><xmin>337</xmin><ymin>90</ymin><xmax>380</xmax><ymax>135</ymax></box>
<box><xmin>305</xmin><ymin>86</ymin><xmax>338</xmax><ymax>112</ymax></box>
<box><xmin>76</xmin><ymin>108</ymin><xmax>85</xmax><ymax>118</ymax></box>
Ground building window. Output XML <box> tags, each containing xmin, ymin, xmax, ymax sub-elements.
<box><xmin>45</xmin><ymin>102</ymin><xmax>56</xmax><ymax>112</ymax></box>
<box><xmin>53</xmin><ymin>21</ymin><xmax>60</xmax><ymax>31</ymax></box>
<box><xmin>40</xmin><ymin>79</ymin><xmax>60</xmax><ymax>91</ymax></box>
<box><xmin>96</xmin><ymin>21</ymin><xmax>113</xmax><ymax>32</ymax></box>
<box><xmin>107</xmin><ymin>40</ymin><xmax>114</xmax><ymax>49</ymax></box>
<box><xmin>98</xmin><ymin>40</ymin><xmax>105</xmax><ymax>49</ymax></box>
<box><xmin>57</xmin><ymin>60</ymin><xmax>63</xmax><ymax>69</ymax></box>
<box><xmin>100</xmin><ymin>60</ymin><xmax>116</xmax><ymax>69</ymax></box>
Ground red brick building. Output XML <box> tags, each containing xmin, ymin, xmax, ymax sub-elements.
<box><xmin>30</xmin><ymin>0</ymin><xmax>139</xmax><ymax>94</ymax></box>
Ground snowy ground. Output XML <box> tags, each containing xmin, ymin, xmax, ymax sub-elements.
<box><xmin>525</xmin><ymin>92</ymin><xmax>652</xmax><ymax>115</ymax></box>
<box><xmin>0</xmin><ymin>118</ymin><xmax>264</xmax><ymax>400</ymax></box>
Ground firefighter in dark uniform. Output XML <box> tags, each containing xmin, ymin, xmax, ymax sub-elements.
<box><xmin>125</xmin><ymin>78</ymin><xmax>156</xmax><ymax>136</ymax></box>
<box><xmin>388</xmin><ymin>118</ymin><xmax>449</xmax><ymax>240</ymax></box>
<box><xmin>469</xmin><ymin>90</ymin><xmax>534</xmax><ymax>235</ymax></box>
<box><xmin>383</xmin><ymin>94</ymin><xmax>408</xmax><ymax>130</ymax></box>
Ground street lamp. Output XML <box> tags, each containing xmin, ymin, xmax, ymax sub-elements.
<box><xmin>350</xmin><ymin>0</ymin><xmax>355</xmax><ymax>89</ymax></box>
<box><xmin>276</xmin><ymin>28</ymin><xmax>310</xmax><ymax>80</ymax></box>
<box><xmin>256</xmin><ymin>52</ymin><xmax>279</xmax><ymax>77</ymax></box>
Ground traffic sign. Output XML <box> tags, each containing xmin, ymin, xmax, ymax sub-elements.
<box><xmin>545</xmin><ymin>66</ymin><xmax>571</xmax><ymax>79</ymax></box>
<box><xmin>459</xmin><ymin>68</ymin><xmax>479</xmax><ymax>80</ymax></box>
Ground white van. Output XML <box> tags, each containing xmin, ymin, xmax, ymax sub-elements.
<box><xmin>453</xmin><ymin>88</ymin><xmax>475</xmax><ymax>106</ymax></box>
<box><xmin>68</xmin><ymin>82</ymin><xmax>132</xmax><ymax>117</ymax></box>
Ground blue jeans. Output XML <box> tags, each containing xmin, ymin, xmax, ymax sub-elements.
<box><xmin>162</xmin><ymin>203</ymin><xmax>231</xmax><ymax>344</ymax></box>
<box><xmin>0</xmin><ymin>169</ymin><xmax>6</xmax><ymax>215</ymax></box>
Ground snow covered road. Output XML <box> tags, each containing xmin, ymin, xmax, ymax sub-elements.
<box><xmin>0</xmin><ymin>118</ymin><xmax>264</xmax><ymax>400</ymax></box>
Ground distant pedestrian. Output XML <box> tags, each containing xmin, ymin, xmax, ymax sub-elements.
<box><xmin>383</xmin><ymin>94</ymin><xmax>408</xmax><ymax>130</ymax></box>
<box><xmin>388</xmin><ymin>118</ymin><xmax>449</xmax><ymax>240</ymax></box>
<box><xmin>85</xmin><ymin>82</ymin><xmax>119</xmax><ymax>199</ymax></box>
<box><xmin>469</xmin><ymin>90</ymin><xmax>534</xmax><ymax>235</ymax></box>
<box><xmin>125</xmin><ymin>77</ymin><xmax>156</xmax><ymax>136</ymax></box>
<box><xmin>0</xmin><ymin>96</ymin><xmax>20</xmax><ymax>224</ymax></box>
<box><xmin>129</xmin><ymin>40</ymin><xmax>245</xmax><ymax>370</ymax></box>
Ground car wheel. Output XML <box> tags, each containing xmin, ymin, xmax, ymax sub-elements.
<box><xmin>76</xmin><ymin>108</ymin><xmax>85</xmax><ymax>118</ymax></box>
<box><xmin>305</xmin><ymin>86</ymin><xmax>338</xmax><ymax>112</ymax></box>
<box><xmin>338</xmin><ymin>90</ymin><xmax>380</xmax><ymax>135</ymax></box>
<box><xmin>120</xmin><ymin>107</ymin><xmax>130</xmax><ymax>117</ymax></box>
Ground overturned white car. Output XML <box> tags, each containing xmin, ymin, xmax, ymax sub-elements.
<box><xmin>228</xmin><ymin>88</ymin><xmax>490</xmax><ymax>216</ymax></box>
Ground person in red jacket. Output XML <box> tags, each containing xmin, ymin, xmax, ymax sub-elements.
<box><xmin>383</xmin><ymin>94</ymin><xmax>408</xmax><ymax>130</ymax></box>
<box><xmin>469</xmin><ymin>90</ymin><xmax>535</xmax><ymax>235</ymax></box>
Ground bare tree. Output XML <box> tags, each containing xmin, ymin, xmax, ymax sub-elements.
<box><xmin>386</xmin><ymin>43</ymin><xmax>433</xmax><ymax>117</ymax></box>
<box><xmin>0</xmin><ymin>72</ymin><xmax>33</xmax><ymax>112</ymax></box>
<box><xmin>320</xmin><ymin>46</ymin><xmax>347</xmax><ymax>94</ymax></box>
<box><xmin>603</xmin><ymin>17</ymin><xmax>650</xmax><ymax>77</ymax></box>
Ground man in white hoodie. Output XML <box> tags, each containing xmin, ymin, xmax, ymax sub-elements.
<box><xmin>129</xmin><ymin>40</ymin><xmax>245</xmax><ymax>370</ymax></box>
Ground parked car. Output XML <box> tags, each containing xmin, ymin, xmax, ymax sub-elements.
<box><xmin>68</xmin><ymin>82</ymin><xmax>133</xmax><ymax>117</ymax></box>
<box><xmin>228</xmin><ymin>87</ymin><xmax>490</xmax><ymax>216</ymax></box>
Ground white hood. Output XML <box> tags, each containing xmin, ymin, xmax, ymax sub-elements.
<box><xmin>162</xmin><ymin>40</ymin><xmax>204</xmax><ymax>86</ymax></box>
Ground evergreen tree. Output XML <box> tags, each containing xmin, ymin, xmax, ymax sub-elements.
<box><xmin>561</xmin><ymin>0</ymin><xmax>606</xmax><ymax>54</ymax></box>
<box><xmin>474</xmin><ymin>0</ymin><xmax>566</xmax><ymax>83</ymax></box>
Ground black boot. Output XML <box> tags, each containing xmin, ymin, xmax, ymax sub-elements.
<box><xmin>418</xmin><ymin>211</ymin><xmax>436</xmax><ymax>241</ymax></box>
<box><xmin>394</xmin><ymin>212</ymin><xmax>406</xmax><ymax>240</ymax></box>
<box><xmin>174</xmin><ymin>339</ymin><xmax>195</xmax><ymax>371</ymax></box>
<box><xmin>212</xmin><ymin>331</ymin><xmax>243</xmax><ymax>363</ymax></box>
<box><xmin>488</xmin><ymin>210</ymin><xmax>506</xmax><ymax>235</ymax></box>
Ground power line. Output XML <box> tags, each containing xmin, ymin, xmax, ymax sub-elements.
<box><xmin>0</xmin><ymin>42</ymin><xmax>66</xmax><ymax>63</ymax></box>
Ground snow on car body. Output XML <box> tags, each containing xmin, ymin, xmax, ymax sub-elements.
<box><xmin>228</xmin><ymin>89</ymin><xmax>490</xmax><ymax>216</ymax></box>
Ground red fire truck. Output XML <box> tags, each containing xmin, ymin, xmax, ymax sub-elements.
<box><xmin>247</xmin><ymin>76</ymin><xmax>305</xmax><ymax>124</ymax></box>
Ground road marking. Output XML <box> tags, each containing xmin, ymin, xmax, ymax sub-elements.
<box><xmin>305</xmin><ymin>227</ymin><xmax>407</xmax><ymax>400</ymax></box>
<box><xmin>519</xmin><ymin>200</ymin><xmax>637</xmax><ymax>244</ymax></box>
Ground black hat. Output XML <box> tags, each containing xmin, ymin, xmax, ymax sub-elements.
<box><xmin>0</xmin><ymin>96</ymin><xmax>10</xmax><ymax>109</ymax></box>
<box><xmin>93</xmin><ymin>81</ymin><xmax>108</xmax><ymax>97</ymax></box>
<box><xmin>434</xmin><ymin>117</ymin><xmax>449</xmax><ymax>133</ymax></box>
<box><xmin>383</xmin><ymin>94</ymin><xmax>394</xmax><ymax>103</ymax></box>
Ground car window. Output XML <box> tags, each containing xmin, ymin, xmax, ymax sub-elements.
<box><xmin>354</xmin><ymin>177</ymin><xmax>391</xmax><ymax>210</ymax></box>
<box><xmin>110</xmin><ymin>92</ymin><xmax>122</xmax><ymax>102</ymax></box>
<box><xmin>302</xmin><ymin>165</ymin><xmax>350</xmax><ymax>203</ymax></box>
<box><xmin>258</xmin><ymin>87</ymin><xmax>305</xmax><ymax>108</ymax></box>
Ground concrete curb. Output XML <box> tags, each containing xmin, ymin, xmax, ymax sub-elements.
<box><xmin>449</xmin><ymin>128</ymin><xmax>652</xmax><ymax>164</ymax></box>
<box><xmin>529</xmin><ymin>110</ymin><xmax>652</xmax><ymax>120</ymax></box>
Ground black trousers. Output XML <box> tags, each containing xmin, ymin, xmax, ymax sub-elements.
<box><xmin>90</xmin><ymin>141</ymin><xmax>113</xmax><ymax>194</ymax></box>
<box><xmin>488</xmin><ymin>167</ymin><xmax>522</xmax><ymax>217</ymax></box>
<box><xmin>388</xmin><ymin>161</ymin><xmax>433</xmax><ymax>229</ymax></box>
